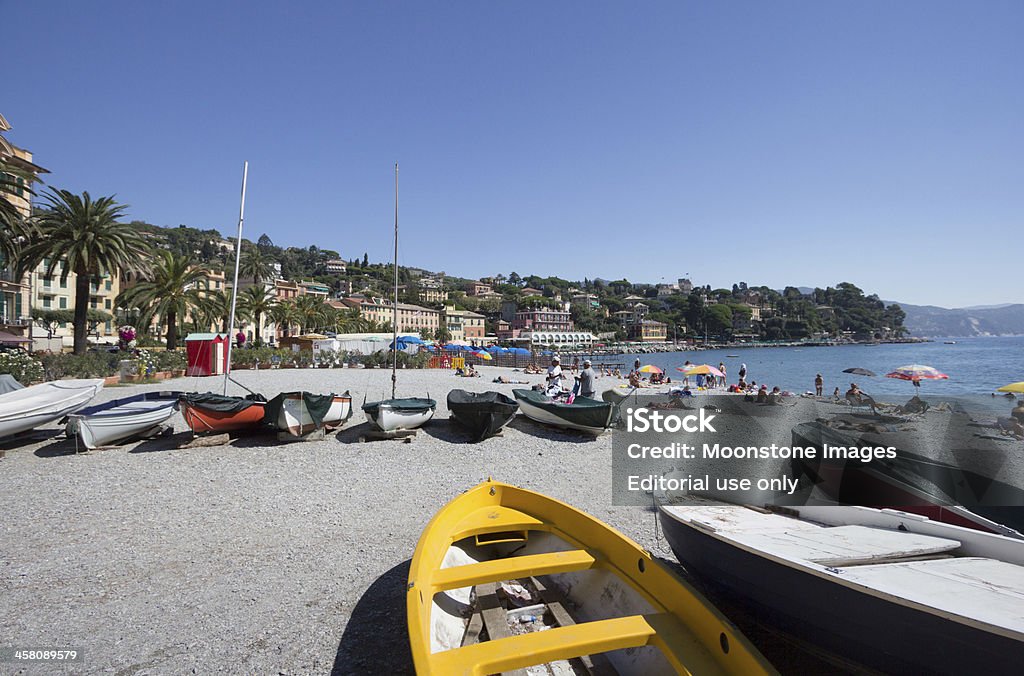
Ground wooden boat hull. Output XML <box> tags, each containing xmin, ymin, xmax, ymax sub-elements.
<box><xmin>362</xmin><ymin>398</ymin><xmax>435</xmax><ymax>432</ymax></box>
<box><xmin>0</xmin><ymin>378</ymin><xmax>104</xmax><ymax>439</ymax></box>
<box><xmin>66</xmin><ymin>391</ymin><xmax>181</xmax><ymax>449</ymax></box>
<box><xmin>659</xmin><ymin>502</ymin><xmax>1024</xmax><ymax>675</ymax></box>
<box><xmin>408</xmin><ymin>480</ymin><xmax>775</xmax><ymax>675</ymax></box>
<box><xmin>323</xmin><ymin>392</ymin><xmax>352</xmax><ymax>429</ymax></box>
<box><xmin>512</xmin><ymin>389</ymin><xmax>613</xmax><ymax>435</ymax></box>
<box><xmin>180</xmin><ymin>394</ymin><xmax>267</xmax><ymax>434</ymax></box>
<box><xmin>446</xmin><ymin>390</ymin><xmax>518</xmax><ymax>441</ymax></box>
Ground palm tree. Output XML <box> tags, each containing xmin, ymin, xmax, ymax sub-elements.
<box><xmin>295</xmin><ymin>294</ymin><xmax>328</xmax><ymax>333</ymax></box>
<box><xmin>117</xmin><ymin>251</ymin><xmax>208</xmax><ymax>350</ymax></box>
<box><xmin>0</xmin><ymin>157</ymin><xmax>37</xmax><ymax>265</ymax></box>
<box><xmin>269</xmin><ymin>300</ymin><xmax>302</xmax><ymax>338</ymax></box>
<box><xmin>330</xmin><ymin>306</ymin><xmax>370</xmax><ymax>333</ymax></box>
<box><xmin>239</xmin><ymin>246</ymin><xmax>275</xmax><ymax>285</ymax></box>
<box><xmin>194</xmin><ymin>288</ymin><xmax>232</xmax><ymax>333</ymax></box>
<box><xmin>238</xmin><ymin>285</ymin><xmax>277</xmax><ymax>346</ymax></box>
<box><xmin>18</xmin><ymin>189</ymin><xmax>149</xmax><ymax>354</ymax></box>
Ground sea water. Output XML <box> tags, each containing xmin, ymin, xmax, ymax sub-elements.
<box><xmin>616</xmin><ymin>335</ymin><xmax>1024</xmax><ymax>398</ymax></box>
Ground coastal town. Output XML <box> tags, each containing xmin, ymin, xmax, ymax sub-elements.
<box><xmin>2</xmin><ymin>114</ymin><xmax>910</xmax><ymax>358</ymax></box>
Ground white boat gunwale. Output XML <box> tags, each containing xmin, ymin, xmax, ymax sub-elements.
<box><xmin>659</xmin><ymin>502</ymin><xmax>1024</xmax><ymax>641</ymax></box>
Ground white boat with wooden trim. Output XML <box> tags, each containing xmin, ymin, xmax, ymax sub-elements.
<box><xmin>267</xmin><ymin>390</ymin><xmax>353</xmax><ymax>436</ymax></box>
<box><xmin>66</xmin><ymin>390</ymin><xmax>181</xmax><ymax>449</ymax></box>
<box><xmin>659</xmin><ymin>495</ymin><xmax>1024</xmax><ymax>675</ymax></box>
<box><xmin>0</xmin><ymin>378</ymin><xmax>104</xmax><ymax>439</ymax></box>
<box><xmin>407</xmin><ymin>479</ymin><xmax>776</xmax><ymax>675</ymax></box>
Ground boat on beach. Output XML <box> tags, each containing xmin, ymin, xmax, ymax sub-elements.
<box><xmin>0</xmin><ymin>378</ymin><xmax>104</xmax><ymax>440</ymax></box>
<box><xmin>361</xmin><ymin>164</ymin><xmax>434</xmax><ymax>435</ymax></box>
<box><xmin>791</xmin><ymin>419</ymin><xmax>1024</xmax><ymax>537</ymax></box>
<box><xmin>446</xmin><ymin>390</ymin><xmax>518</xmax><ymax>441</ymax></box>
<box><xmin>66</xmin><ymin>390</ymin><xmax>181</xmax><ymax>449</ymax></box>
<box><xmin>181</xmin><ymin>162</ymin><xmax>271</xmax><ymax>437</ymax></box>
<box><xmin>265</xmin><ymin>391</ymin><xmax>352</xmax><ymax>436</ymax></box>
<box><xmin>180</xmin><ymin>392</ymin><xmax>267</xmax><ymax>434</ymax></box>
<box><xmin>513</xmin><ymin>388</ymin><xmax>615</xmax><ymax>435</ymax></box>
<box><xmin>408</xmin><ymin>479</ymin><xmax>776</xmax><ymax>675</ymax></box>
<box><xmin>658</xmin><ymin>494</ymin><xmax>1024</xmax><ymax>675</ymax></box>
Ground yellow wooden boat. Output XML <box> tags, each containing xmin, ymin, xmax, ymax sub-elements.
<box><xmin>407</xmin><ymin>479</ymin><xmax>776</xmax><ymax>675</ymax></box>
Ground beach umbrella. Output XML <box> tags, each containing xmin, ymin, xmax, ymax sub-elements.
<box><xmin>676</xmin><ymin>364</ymin><xmax>724</xmax><ymax>378</ymax></box>
<box><xmin>842</xmin><ymin>367</ymin><xmax>877</xmax><ymax>377</ymax></box>
<box><xmin>638</xmin><ymin>365</ymin><xmax>663</xmax><ymax>375</ymax></box>
<box><xmin>997</xmin><ymin>382</ymin><xmax>1024</xmax><ymax>393</ymax></box>
<box><xmin>509</xmin><ymin>347</ymin><xmax>531</xmax><ymax>356</ymax></box>
<box><xmin>473</xmin><ymin>350</ymin><xmax>492</xmax><ymax>361</ymax></box>
<box><xmin>886</xmin><ymin>364</ymin><xmax>949</xmax><ymax>390</ymax></box>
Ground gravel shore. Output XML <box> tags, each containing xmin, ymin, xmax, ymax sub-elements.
<box><xmin>0</xmin><ymin>366</ymin><xmax>675</xmax><ymax>675</ymax></box>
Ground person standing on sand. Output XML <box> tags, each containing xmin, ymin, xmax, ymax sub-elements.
<box><xmin>682</xmin><ymin>360</ymin><xmax>693</xmax><ymax>387</ymax></box>
<box><xmin>578</xmin><ymin>359</ymin><xmax>597</xmax><ymax>398</ymax></box>
<box><xmin>634</xmin><ymin>356</ymin><xmax>641</xmax><ymax>374</ymax></box>
<box><xmin>718</xmin><ymin>362</ymin><xmax>727</xmax><ymax>388</ymax></box>
<box><xmin>546</xmin><ymin>355</ymin><xmax>564</xmax><ymax>395</ymax></box>
<box><xmin>738</xmin><ymin>363</ymin><xmax>747</xmax><ymax>382</ymax></box>
<box><xmin>815</xmin><ymin>373</ymin><xmax>824</xmax><ymax>396</ymax></box>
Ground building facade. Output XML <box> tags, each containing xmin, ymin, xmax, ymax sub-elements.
<box><xmin>443</xmin><ymin>306</ymin><xmax>485</xmax><ymax>342</ymax></box>
<box><xmin>512</xmin><ymin>308</ymin><xmax>573</xmax><ymax>332</ymax></box>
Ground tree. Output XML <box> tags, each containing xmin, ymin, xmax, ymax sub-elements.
<box><xmin>238</xmin><ymin>285</ymin><xmax>277</xmax><ymax>346</ymax></box>
<box><xmin>269</xmin><ymin>301</ymin><xmax>302</xmax><ymax>338</ymax></box>
<box><xmin>295</xmin><ymin>294</ymin><xmax>327</xmax><ymax>333</ymax></box>
<box><xmin>31</xmin><ymin>308</ymin><xmax>74</xmax><ymax>339</ymax></box>
<box><xmin>117</xmin><ymin>251</ymin><xmax>208</xmax><ymax>350</ymax></box>
<box><xmin>18</xmin><ymin>189</ymin><xmax>149</xmax><ymax>354</ymax></box>
<box><xmin>239</xmin><ymin>246</ymin><xmax>275</xmax><ymax>285</ymax></box>
<box><xmin>0</xmin><ymin>156</ymin><xmax>38</xmax><ymax>266</ymax></box>
<box><xmin>362</xmin><ymin>253</ymin><xmax>369</xmax><ymax>267</ymax></box>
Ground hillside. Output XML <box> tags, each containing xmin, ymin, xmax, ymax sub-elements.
<box><xmin>897</xmin><ymin>303</ymin><xmax>1024</xmax><ymax>337</ymax></box>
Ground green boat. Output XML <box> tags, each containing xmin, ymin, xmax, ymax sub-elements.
<box><xmin>512</xmin><ymin>389</ymin><xmax>615</xmax><ymax>435</ymax></box>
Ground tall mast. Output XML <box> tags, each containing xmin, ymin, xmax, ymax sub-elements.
<box><xmin>392</xmin><ymin>162</ymin><xmax>399</xmax><ymax>399</ymax></box>
<box><xmin>224</xmin><ymin>161</ymin><xmax>248</xmax><ymax>395</ymax></box>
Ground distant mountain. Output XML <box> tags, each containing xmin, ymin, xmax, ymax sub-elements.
<box><xmin>890</xmin><ymin>302</ymin><xmax>1024</xmax><ymax>337</ymax></box>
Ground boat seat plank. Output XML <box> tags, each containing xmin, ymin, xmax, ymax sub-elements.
<box><xmin>430</xmin><ymin>614</ymin><xmax>664</xmax><ymax>675</ymax></box>
<box><xmin>433</xmin><ymin>550</ymin><xmax>597</xmax><ymax>593</ymax></box>
<box><xmin>530</xmin><ymin>577</ymin><xmax>617</xmax><ymax>676</ymax></box>
<box><xmin>840</xmin><ymin>557</ymin><xmax>1024</xmax><ymax>635</ymax></box>
<box><xmin>451</xmin><ymin>506</ymin><xmax>547</xmax><ymax>541</ymax></box>
<box><xmin>664</xmin><ymin>505</ymin><xmax>822</xmax><ymax>534</ymax></box>
<box><xmin>727</xmin><ymin>525</ymin><xmax>961</xmax><ymax>567</ymax></box>
<box><xmin>474</xmin><ymin>583</ymin><xmax>527</xmax><ymax>676</ymax></box>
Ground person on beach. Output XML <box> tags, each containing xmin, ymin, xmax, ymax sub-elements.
<box><xmin>756</xmin><ymin>385</ymin><xmax>769</xmax><ymax>403</ymax></box>
<box><xmin>572</xmin><ymin>356</ymin><xmax>580</xmax><ymax>373</ymax></box>
<box><xmin>578</xmin><ymin>359</ymin><xmax>596</xmax><ymax>398</ymax></box>
<box><xmin>682</xmin><ymin>360</ymin><xmax>693</xmax><ymax>386</ymax></box>
<box><xmin>546</xmin><ymin>356</ymin><xmax>564</xmax><ymax>394</ymax></box>
<box><xmin>769</xmin><ymin>386</ymin><xmax>782</xmax><ymax>404</ymax></box>
<box><xmin>815</xmin><ymin>373</ymin><xmax>824</xmax><ymax>396</ymax></box>
<box><xmin>628</xmin><ymin>370</ymin><xmax>641</xmax><ymax>389</ymax></box>
<box><xmin>738</xmin><ymin>363</ymin><xmax>747</xmax><ymax>382</ymax></box>
<box><xmin>718</xmin><ymin>363</ymin><xmax>727</xmax><ymax>387</ymax></box>
<box><xmin>846</xmin><ymin>383</ymin><xmax>864</xmax><ymax>403</ymax></box>
<box><xmin>833</xmin><ymin>386</ymin><xmax>840</xmax><ymax>398</ymax></box>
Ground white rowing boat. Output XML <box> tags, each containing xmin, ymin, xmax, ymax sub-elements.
<box><xmin>0</xmin><ymin>378</ymin><xmax>104</xmax><ymax>440</ymax></box>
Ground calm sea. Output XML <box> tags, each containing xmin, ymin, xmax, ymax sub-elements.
<box><xmin>609</xmin><ymin>335</ymin><xmax>1024</xmax><ymax>398</ymax></box>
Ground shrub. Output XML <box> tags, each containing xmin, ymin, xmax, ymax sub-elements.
<box><xmin>154</xmin><ymin>349</ymin><xmax>186</xmax><ymax>372</ymax></box>
<box><xmin>0</xmin><ymin>351</ymin><xmax>45</xmax><ymax>384</ymax></box>
<box><xmin>38</xmin><ymin>352</ymin><xmax>121</xmax><ymax>380</ymax></box>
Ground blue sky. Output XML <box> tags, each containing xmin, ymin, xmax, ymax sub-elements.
<box><xmin>5</xmin><ymin>1</ymin><xmax>1021</xmax><ymax>307</ymax></box>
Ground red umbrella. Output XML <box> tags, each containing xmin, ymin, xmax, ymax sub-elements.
<box><xmin>886</xmin><ymin>364</ymin><xmax>948</xmax><ymax>389</ymax></box>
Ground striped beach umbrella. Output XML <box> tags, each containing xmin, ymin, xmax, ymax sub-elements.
<box><xmin>638</xmin><ymin>365</ymin><xmax>663</xmax><ymax>375</ymax></box>
<box><xmin>676</xmin><ymin>364</ymin><xmax>725</xmax><ymax>378</ymax></box>
<box><xmin>886</xmin><ymin>364</ymin><xmax>948</xmax><ymax>389</ymax></box>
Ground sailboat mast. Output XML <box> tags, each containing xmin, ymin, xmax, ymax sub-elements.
<box><xmin>224</xmin><ymin>161</ymin><xmax>248</xmax><ymax>395</ymax></box>
<box><xmin>392</xmin><ymin>162</ymin><xmax>399</xmax><ymax>400</ymax></box>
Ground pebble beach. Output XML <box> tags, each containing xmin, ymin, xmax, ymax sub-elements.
<box><xmin>0</xmin><ymin>366</ymin><xmax>670</xmax><ymax>675</ymax></box>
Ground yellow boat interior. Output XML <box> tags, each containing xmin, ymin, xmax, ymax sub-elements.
<box><xmin>407</xmin><ymin>480</ymin><xmax>775</xmax><ymax>675</ymax></box>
